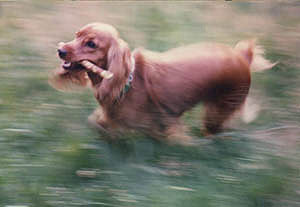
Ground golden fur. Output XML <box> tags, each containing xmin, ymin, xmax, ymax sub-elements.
<box><xmin>49</xmin><ymin>22</ymin><xmax>274</xmax><ymax>143</ymax></box>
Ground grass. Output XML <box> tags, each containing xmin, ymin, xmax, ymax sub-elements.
<box><xmin>0</xmin><ymin>1</ymin><xmax>300</xmax><ymax>207</ymax></box>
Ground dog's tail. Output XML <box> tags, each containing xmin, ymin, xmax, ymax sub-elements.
<box><xmin>235</xmin><ymin>39</ymin><xmax>277</xmax><ymax>72</ymax></box>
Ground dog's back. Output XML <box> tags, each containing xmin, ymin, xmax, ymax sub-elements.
<box><xmin>131</xmin><ymin>41</ymin><xmax>274</xmax><ymax>135</ymax></box>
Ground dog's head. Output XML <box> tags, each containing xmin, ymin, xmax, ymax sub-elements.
<box><xmin>57</xmin><ymin>23</ymin><xmax>132</xmax><ymax>102</ymax></box>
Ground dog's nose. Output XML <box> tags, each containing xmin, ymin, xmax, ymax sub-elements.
<box><xmin>57</xmin><ymin>49</ymin><xmax>67</xmax><ymax>59</ymax></box>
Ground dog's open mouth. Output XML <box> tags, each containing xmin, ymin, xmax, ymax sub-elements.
<box><xmin>62</xmin><ymin>61</ymin><xmax>84</xmax><ymax>70</ymax></box>
<box><xmin>62</xmin><ymin>61</ymin><xmax>71</xmax><ymax>69</ymax></box>
<box><xmin>61</xmin><ymin>60</ymin><xmax>113</xmax><ymax>79</ymax></box>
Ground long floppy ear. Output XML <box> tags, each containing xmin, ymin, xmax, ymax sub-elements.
<box><xmin>98</xmin><ymin>39</ymin><xmax>131</xmax><ymax>104</ymax></box>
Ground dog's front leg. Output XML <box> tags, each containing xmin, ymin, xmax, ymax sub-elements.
<box><xmin>88</xmin><ymin>107</ymin><xmax>110</xmax><ymax>132</ymax></box>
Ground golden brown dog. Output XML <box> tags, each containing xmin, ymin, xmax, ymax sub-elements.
<box><xmin>50</xmin><ymin>22</ymin><xmax>275</xmax><ymax>143</ymax></box>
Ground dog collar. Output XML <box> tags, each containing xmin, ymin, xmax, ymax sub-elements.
<box><xmin>121</xmin><ymin>52</ymin><xmax>135</xmax><ymax>96</ymax></box>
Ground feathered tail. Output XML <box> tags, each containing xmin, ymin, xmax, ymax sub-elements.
<box><xmin>235</xmin><ymin>39</ymin><xmax>277</xmax><ymax>124</ymax></box>
<box><xmin>235</xmin><ymin>39</ymin><xmax>277</xmax><ymax>72</ymax></box>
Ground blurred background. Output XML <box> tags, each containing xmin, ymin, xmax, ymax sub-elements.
<box><xmin>0</xmin><ymin>1</ymin><xmax>300</xmax><ymax>206</ymax></box>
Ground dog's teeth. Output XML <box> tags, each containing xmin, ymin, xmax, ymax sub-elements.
<box><xmin>63</xmin><ymin>62</ymin><xmax>71</xmax><ymax>67</ymax></box>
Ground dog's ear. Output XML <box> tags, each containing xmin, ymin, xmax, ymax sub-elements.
<box><xmin>98</xmin><ymin>39</ymin><xmax>131</xmax><ymax>104</ymax></box>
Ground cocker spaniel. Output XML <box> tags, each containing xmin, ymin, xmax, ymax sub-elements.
<box><xmin>49</xmin><ymin>22</ymin><xmax>275</xmax><ymax>143</ymax></box>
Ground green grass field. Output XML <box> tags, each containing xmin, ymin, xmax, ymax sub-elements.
<box><xmin>0</xmin><ymin>1</ymin><xmax>300</xmax><ymax>207</ymax></box>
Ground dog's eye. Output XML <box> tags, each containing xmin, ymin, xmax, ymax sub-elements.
<box><xmin>86</xmin><ymin>41</ymin><xmax>96</xmax><ymax>48</ymax></box>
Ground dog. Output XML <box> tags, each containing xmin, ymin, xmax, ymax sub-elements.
<box><xmin>49</xmin><ymin>22</ymin><xmax>275</xmax><ymax>143</ymax></box>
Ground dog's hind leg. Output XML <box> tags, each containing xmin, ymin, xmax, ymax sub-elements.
<box><xmin>203</xmin><ymin>103</ymin><xmax>235</xmax><ymax>135</ymax></box>
<box><xmin>203</xmin><ymin>87</ymin><xmax>249</xmax><ymax>135</ymax></box>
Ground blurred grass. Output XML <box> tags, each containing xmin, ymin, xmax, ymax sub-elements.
<box><xmin>0</xmin><ymin>1</ymin><xmax>300</xmax><ymax>207</ymax></box>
